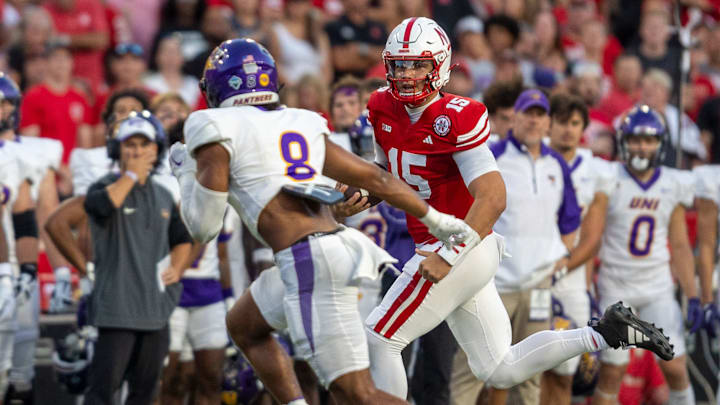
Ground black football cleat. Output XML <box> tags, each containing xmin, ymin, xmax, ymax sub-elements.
<box><xmin>589</xmin><ymin>301</ymin><xmax>674</xmax><ymax>361</ymax></box>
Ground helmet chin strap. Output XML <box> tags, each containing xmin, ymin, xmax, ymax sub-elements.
<box><xmin>630</xmin><ymin>155</ymin><xmax>650</xmax><ymax>171</ymax></box>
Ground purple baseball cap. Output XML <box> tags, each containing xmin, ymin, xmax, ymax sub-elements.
<box><xmin>514</xmin><ymin>89</ymin><xmax>550</xmax><ymax>114</ymax></box>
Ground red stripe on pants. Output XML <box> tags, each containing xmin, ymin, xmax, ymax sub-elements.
<box><xmin>383</xmin><ymin>278</ymin><xmax>433</xmax><ymax>339</ymax></box>
<box><xmin>373</xmin><ymin>272</ymin><xmax>422</xmax><ymax>335</ymax></box>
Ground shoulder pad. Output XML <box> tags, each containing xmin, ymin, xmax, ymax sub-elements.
<box><xmin>431</xmin><ymin>96</ymin><xmax>490</xmax><ymax>150</ymax></box>
<box><xmin>184</xmin><ymin>110</ymin><xmax>233</xmax><ymax>157</ymax></box>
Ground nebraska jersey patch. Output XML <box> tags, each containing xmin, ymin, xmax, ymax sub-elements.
<box><xmin>433</xmin><ymin>115</ymin><xmax>451</xmax><ymax>137</ymax></box>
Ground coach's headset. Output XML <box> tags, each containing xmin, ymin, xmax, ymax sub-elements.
<box><xmin>107</xmin><ymin>110</ymin><xmax>167</xmax><ymax>168</ymax></box>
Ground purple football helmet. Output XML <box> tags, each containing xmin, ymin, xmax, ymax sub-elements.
<box><xmin>200</xmin><ymin>38</ymin><xmax>280</xmax><ymax>108</ymax></box>
<box><xmin>0</xmin><ymin>73</ymin><xmax>21</xmax><ymax>132</ymax></box>
<box><xmin>617</xmin><ymin>105</ymin><xmax>667</xmax><ymax>169</ymax></box>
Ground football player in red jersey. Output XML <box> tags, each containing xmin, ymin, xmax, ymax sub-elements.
<box><xmin>364</xmin><ymin>17</ymin><xmax>675</xmax><ymax>399</ymax></box>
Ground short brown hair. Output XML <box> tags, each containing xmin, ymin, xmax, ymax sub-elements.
<box><xmin>549</xmin><ymin>93</ymin><xmax>589</xmax><ymax>129</ymax></box>
<box><xmin>150</xmin><ymin>92</ymin><xmax>191</xmax><ymax>115</ymax></box>
<box><xmin>482</xmin><ymin>79</ymin><xmax>523</xmax><ymax>114</ymax></box>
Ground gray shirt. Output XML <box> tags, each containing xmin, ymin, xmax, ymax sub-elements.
<box><xmin>84</xmin><ymin>173</ymin><xmax>191</xmax><ymax>330</ymax></box>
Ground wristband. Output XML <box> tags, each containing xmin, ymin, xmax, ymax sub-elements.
<box><xmin>436</xmin><ymin>230</ymin><xmax>482</xmax><ymax>266</ymax></box>
<box><xmin>124</xmin><ymin>170</ymin><xmax>138</xmax><ymax>182</ymax></box>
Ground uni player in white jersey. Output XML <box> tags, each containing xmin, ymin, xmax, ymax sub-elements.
<box><xmin>691</xmin><ymin>163</ymin><xmax>720</xmax><ymax>404</ymax></box>
<box><xmin>0</xmin><ymin>73</ymin><xmax>66</xmax><ymax>403</ymax></box>
<box><xmin>169</xmin><ymin>38</ymin><xmax>475</xmax><ymax>405</ymax></box>
<box><xmin>578</xmin><ymin>105</ymin><xmax>703</xmax><ymax>405</ymax></box>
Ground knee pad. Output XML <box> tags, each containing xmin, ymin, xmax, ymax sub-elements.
<box><xmin>485</xmin><ymin>352</ymin><xmax>523</xmax><ymax>390</ymax></box>
<box><xmin>12</xmin><ymin>210</ymin><xmax>37</xmax><ymax>239</ymax></box>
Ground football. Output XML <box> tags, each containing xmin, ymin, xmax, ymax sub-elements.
<box><xmin>343</xmin><ymin>186</ymin><xmax>383</xmax><ymax>207</ymax></box>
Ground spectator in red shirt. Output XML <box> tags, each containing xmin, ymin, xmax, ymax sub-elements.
<box><xmin>596</xmin><ymin>54</ymin><xmax>642</xmax><ymax>121</ymax></box>
<box><xmin>618</xmin><ymin>349</ymin><xmax>669</xmax><ymax>405</ymax></box>
<box><xmin>20</xmin><ymin>43</ymin><xmax>93</xmax><ymax>196</ymax></box>
<box><xmin>44</xmin><ymin>0</ymin><xmax>110</xmax><ymax>91</ymax></box>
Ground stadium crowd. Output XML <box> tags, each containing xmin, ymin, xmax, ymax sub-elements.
<box><xmin>1</xmin><ymin>0</ymin><xmax>720</xmax><ymax>404</ymax></box>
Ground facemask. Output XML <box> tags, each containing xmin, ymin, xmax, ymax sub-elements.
<box><xmin>630</xmin><ymin>155</ymin><xmax>650</xmax><ymax>171</ymax></box>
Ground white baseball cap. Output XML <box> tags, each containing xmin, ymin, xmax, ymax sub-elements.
<box><xmin>115</xmin><ymin>116</ymin><xmax>157</xmax><ymax>142</ymax></box>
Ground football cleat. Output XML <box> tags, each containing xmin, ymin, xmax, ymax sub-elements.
<box><xmin>589</xmin><ymin>302</ymin><xmax>674</xmax><ymax>361</ymax></box>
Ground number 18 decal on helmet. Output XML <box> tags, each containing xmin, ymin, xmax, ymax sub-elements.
<box><xmin>383</xmin><ymin>17</ymin><xmax>453</xmax><ymax>104</ymax></box>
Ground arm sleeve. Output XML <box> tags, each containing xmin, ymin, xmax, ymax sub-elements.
<box><xmin>452</xmin><ymin>144</ymin><xmax>499</xmax><ymax>187</ymax></box>
<box><xmin>556</xmin><ymin>157</ymin><xmax>581</xmax><ymax>235</ymax></box>
<box><xmin>168</xmin><ymin>204</ymin><xmax>193</xmax><ymax>248</ymax></box>
<box><xmin>84</xmin><ymin>179</ymin><xmax>116</xmax><ymax>220</ymax></box>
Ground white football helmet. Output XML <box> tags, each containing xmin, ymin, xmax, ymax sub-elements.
<box><xmin>383</xmin><ymin>17</ymin><xmax>453</xmax><ymax>104</ymax></box>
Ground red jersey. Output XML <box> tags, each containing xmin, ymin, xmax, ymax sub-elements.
<box><xmin>44</xmin><ymin>0</ymin><xmax>109</xmax><ymax>89</ymax></box>
<box><xmin>20</xmin><ymin>84</ymin><xmax>91</xmax><ymax>163</ymax></box>
<box><xmin>367</xmin><ymin>89</ymin><xmax>490</xmax><ymax>244</ymax></box>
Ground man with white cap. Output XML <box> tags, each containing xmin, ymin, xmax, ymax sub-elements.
<box><xmin>82</xmin><ymin>111</ymin><xmax>193</xmax><ymax>404</ymax></box>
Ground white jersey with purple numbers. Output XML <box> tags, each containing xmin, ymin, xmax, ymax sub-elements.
<box><xmin>183</xmin><ymin>106</ymin><xmax>331</xmax><ymax>246</ymax></box>
<box><xmin>553</xmin><ymin>148</ymin><xmax>605</xmax><ymax>292</ymax></box>
<box><xmin>597</xmin><ymin>163</ymin><xmax>693</xmax><ymax>296</ymax></box>
<box><xmin>70</xmin><ymin>147</ymin><xmax>113</xmax><ymax>196</ymax></box>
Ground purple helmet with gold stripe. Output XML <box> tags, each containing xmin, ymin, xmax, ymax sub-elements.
<box><xmin>200</xmin><ymin>38</ymin><xmax>279</xmax><ymax>108</ymax></box>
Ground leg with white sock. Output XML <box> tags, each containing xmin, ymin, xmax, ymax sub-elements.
<box><xmin>484</xmin><ymin>327</ymin><xmax>607</xmax><ymax>389</ymax></box>
<box><xmin>445</xmin><ymin>277</ymin><xmax>607</xmax><ymax>388</ymax></box>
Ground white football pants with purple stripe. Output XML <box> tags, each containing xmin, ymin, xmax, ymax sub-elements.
<box><xmin>259</xmin><ymin>227</ymin><xmax>396</xmax><ymax>388</ymax></box>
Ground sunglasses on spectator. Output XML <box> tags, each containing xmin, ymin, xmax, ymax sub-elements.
<box><xmin>115</xmin><ymin>43</ymin><xmax>144</xmax><ymax>57</ymax></box>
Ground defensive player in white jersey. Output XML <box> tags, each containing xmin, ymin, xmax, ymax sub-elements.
<box><xmin>692</xmin><ymin>163</ymin><xmax>720</xmax><ymax>404</ymax></box>
<box><xmin>0</xmin><ymin>141</ymin><xmax>20</xmax><ymax>405</ymax></box>
<box><xmin>168</xmin><ymin>38</ymin><xmax>475</xmax><ymax>405</ymax></box>
<box><xmin>541</xmin><ymin>94</ymin><xmax>601</xmax><ymax>405</ymax></box>
<box><xmin>0</xmin><ymin>73</ymin><xmax>67</xmax><ymax>403</ymax></box>
<box><xmin>577</xmin><ymin>106</ymin><xmax>703</xmax><ymax>405</ymax></box>
<box><xmin>362</xmin><ymin>17</ymin><xmax>672</xmax><ymax>401</ymax></box>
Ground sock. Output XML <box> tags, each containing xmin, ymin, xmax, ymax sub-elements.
<box><xmin>487</xmin><ymin>328</ymin><xmax>606</xmax><ymax>389</ymax></box>
<box><xmin>286</xmin><ymin>399</ymin><xmax>309</xmax><ymax>405</ymax></box>
<box><xmin>584</xmin><ymin>326</ymin><xmax>609</xmax><ymax>351</ymax></box>
<box><xmin>668</xmin><ymin>386</ymin><xmax>694</xmax><ymax>405</ymax></box>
